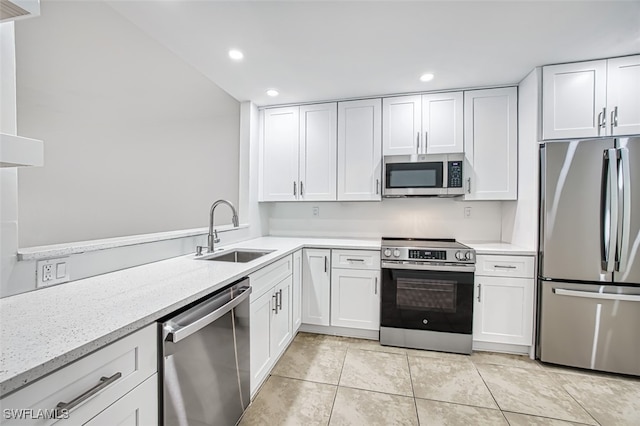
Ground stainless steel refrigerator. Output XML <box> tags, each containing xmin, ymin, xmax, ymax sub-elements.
<box><xmin>538</xmin><ymin>137</ymin><xmax>640</xmax><ymax>376</ymax></box>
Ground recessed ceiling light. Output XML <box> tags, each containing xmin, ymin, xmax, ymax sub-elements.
<box><xmin>266</xmin><ymin>89</ymin><xmax>279</xmax><ymax>97</ymax></box>
<box><xmin>420</xmin><ymin>73</ymin><xmax>435</xmax><ymax>82</ymax></box>
<box><xmin>228</xmin><ymin>49</ymin><xmax>244</xmax><ymax>60</ymax></box>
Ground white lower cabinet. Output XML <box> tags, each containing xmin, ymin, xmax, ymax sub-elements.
<box><xmin>473</xmin><ymin>255</ymin><xmax>535</xmax><ymax>350</ymax></box>
<box><xmin>301</xmin><ymin>248</ymin><xmax>331</xmax><ymax>326</ymax></box>
<box><xmin>330</xmin><ymin>268</ymin><xmax>380</xmax><ymax>330</ymax></box>
<box><xmin>292</xmin><ymin>249</ymin><xmax>303</xmax><ymax>331</ymax></box>
<box><xmin>85</xmin><ymin>374</ymin><xmax>157</xmax><ymax>426</ymax></box>
<box><xmin>0</xmin><ymin>324</ymin><xmax>157</xmax><ymax>426</ymax></box>
<box><xmin>249</xmin><ymin>256</ymin><xmax>294</xmax><ymax>396</ymax></box>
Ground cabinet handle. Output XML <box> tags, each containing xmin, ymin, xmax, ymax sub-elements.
<box><xmin>278</xmin><ymin>289</ymin><xmax>283</xmax><ymax>310</ymax></box>
<box><xmin>376</xmin><ymin>179</ymin><xmax>380</xmax><ymax>195</ymax></box>
<box><xmin>477</xmin><ymin>284</ymin><xmax>481</xmax><ymax>302</ymax></box>
<box><xmin>466</xmin><ymin>177</ymin><xmax>471</xmax><ymax>194</ymax></box>
<box><xmin>374</xmin><ymin>277</ymin><xmax>378</xmax><ymax>295</ymax></box>
<box><xmin>598</xmin><ymin>107</ymin><xmax>606</xmax><ymax>135</ymax></box>
<box><xmin>56</xmin><ymin>372</ymin><xmax>122</xmax><ymax>414</ymax></box>
<box><xmin>416</xmin><ymin>132</ymin><xmax>420</xmax><ymax>153</ymax></box>
<box><xmin>324</xmin><ymin>256</ymin><xmax>327</xmax><ymax>273</ymax></box>
<box><xmin>494</xmin><ymin>265</ymin><xmax>517</xmax><ymax>269</ymax></box>
<box><xmin>611</xmin><ymin>106</ymin><xmax>618</xmax><ymax>131</ymax></box>
<box><xmin>300</xmin><ymin>181</ymin><xmax>304</xmax><ymax>197</ymax></box>
<box><xmin>346</xmin><ymin>258</ymin><xmax>365</xmax><ymax>263</ymax></box>
<box><xmin>293</xmin><ymin>181</ymin><xmax>297</xmax><ymax>197</ymax></box>
<box><xmin>272</xmin><ymin>293</ymin><xmax>278</xmax><ymax>314</ymax></box>
<box><xmin>425</xmin><ymin>131</ymin><xmax>428</xmax><ymax>151</ymax></box>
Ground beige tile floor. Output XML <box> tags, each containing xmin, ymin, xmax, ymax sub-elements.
<box><xmin>240</xmin><ymin>332</ymin><xmax>640</xmax><ymax>426</ymax></box>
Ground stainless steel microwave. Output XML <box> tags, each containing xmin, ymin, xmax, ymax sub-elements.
<box><xmin>383</xmin><ymin>154</ymin><xmax>464</xmax><ymax>197</ymax></box>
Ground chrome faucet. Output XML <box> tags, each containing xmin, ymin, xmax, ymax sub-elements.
<box><xmin>202</xmin><ymin>199</ymin><xmax>239</xmax><ymax>253</ymax></box>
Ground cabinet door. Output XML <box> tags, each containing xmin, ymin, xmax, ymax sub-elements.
<box><xmin>607</xmin><ymin>55</ymin><xmax>640</xmax><ymax>136</ymax></box>
<box><xmin>260</xmin><ymin>107</ymin><xmax>300</xmax><ymax>201</ymax></box>
<box><xmin>302</xmin><ymin>248</ymin><xmax>331</xmax><ymax>326</ymax></box>
<box><xmin>299</xmin><ymin>103</ymin><xmax>337</xmax><ymax>200</ymax></box>
<box><xmin>542</xmin><ymin>60</ymin><xmax>607</xmax><ymax>140</ymax></box>
<box><xmin>85</xmin><ymin>375</ymin><xmax>158</xmax><ymax>426</ymax></box>
<box><xmin>464</xmin><ymin>87</ymin><xmax>518</xmax><ymax>200</ymax></box>
<box><xmin>272</xmin><ymin>276</ymin><xmax>293</xmax><ymax>355</ymax></box>
<box><xmin>250</xmin><ymin>290</ymin><xmax>274</xmax><ymax>395</ymax></box>
<box><xmin>422</xmin><ymin>92</ymin><xmax>464</xmax><ymax>154</ymax></box>
<box><xmin>473</xmin><ymin>276</ymin><xmax>533</xmax><ymax>346</ymax></box>
<box><xmin>292</xmin><ymin>250</ymin><xmax>303</xmax><ymax>332</ymax></box>
<box><xmin>382</xmin><ymin>95</ymin><xmax>421</xmax><ymax>155</ymax></box>
<box><xmin>337</xmin><ymin>99</ymin><xmax>382</xmax><ymax>201</ymax></box>
<box><xmin>330</xmin><ymin>268</ymin><xmax>380</xmax><ymax>330</ymax></box>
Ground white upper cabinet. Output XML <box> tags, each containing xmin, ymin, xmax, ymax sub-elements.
<box><xmin>382</xmin><ymin>92</ymin><xmax>463</xmax><ymax>156</ymax></box>
<box><xmin>382</xmin><ymin>95</ymin><xmax>421</xmax><ymax>155</ymax></box>
<box><xmin>607</xmin><ymin>55</ymin><xmax>640</xmax><ymax>136</ymax></box>
<box><xmin>299</xmin><ymin>103</ymin><xmax>337</xmax><ymax>200</ymax></box>
<box><xmin>422</xmin><ymin>92</ymin><xmax>464</xmax><ymax>154</ymax></box>
<box><xmin>337</xmin><ymin>99</ymin><xmax>382</xmax><ymax>201</ymax></box>
<box><xmin>260</xmin><ymin>107</ymin><xmax>300</xmax><ymax>201</ymax></box>
<box><xmin>542</xmin><ymin>56</ymin><xmax>640</xmax><ymax>139</ymax></box>
<box><xmin>259</xmin><ymin>103</ymin><xmax>337</xmax><ymax>202</ymax></box>
<box><xmin>464</xmin><ymin>87</ymin><xmax>518</xmax><ymax>200</ymax></box>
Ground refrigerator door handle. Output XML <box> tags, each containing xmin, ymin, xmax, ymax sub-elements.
<box><xmin>617</xmin><ymin>147</ymin><xmax>631</xmax><ymax>274</ymax></box>
<box><xmin>554</xmin><ymin>288</ymin><xmax>640</xmax><ymax>302</ymax></box>
<box><xmin>600</xmin><ymin>149</ymin><xmax>618</xmax><ymax>272</ymax></box>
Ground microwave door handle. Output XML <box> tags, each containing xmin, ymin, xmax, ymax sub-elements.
<box><xmin>601</xmin><ymin>149</ymin><xmax>618</xmax><ymax>273</ymax></box>
<box><xmin>617</xmin><ymin>147</ymin><xmax>631</xmax><ymax>274</ymax></box>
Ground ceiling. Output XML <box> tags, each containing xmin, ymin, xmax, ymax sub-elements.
<box><xmin>106</xmin><ymin>0</ymin><xmax>640</xmax><ymax>106</ymax></box>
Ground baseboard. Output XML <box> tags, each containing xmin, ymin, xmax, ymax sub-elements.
<box><xmin>299</xmin><ymin>324</ymin><xmax>379</xmax><ymax>340</ymax></box>
<box><xmin>472</xmin><ymin>340</ymin><xmax>531</xmax><ymax>357</ymax></box>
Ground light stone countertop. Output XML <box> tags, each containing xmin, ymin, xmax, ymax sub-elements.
<box><xmin>462</xmin><ymin>241</ymin><xmax>536</xmax><ymax>256</ymax></box>
<box><xmin>0</xmin><ymin>236</ymin><xmax>379</xmax><ymax>396</ymax></box>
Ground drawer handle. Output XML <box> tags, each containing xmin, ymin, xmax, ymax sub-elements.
<box><xmin>56</xmin><ymin>372</ymin><xmax>122</xmax><ymax>414</ymax></box>
<box><xmin>494</xmin><ymin>265</ymin><xmax>517</xmax><ymax>269</ymax></box>
<box><xmin>346</xmin><ymin>258</ymin><xmax>365</xmax><ymax>263</ymax></box>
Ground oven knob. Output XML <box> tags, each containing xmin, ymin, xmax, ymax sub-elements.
<box><xmin>383</xmin><ymin>248</ymin><xmax>392</xmax><ymax>257</ymax></box>
<box><xmin>455</xmin><ymin>251</ymin><xmax>463</xmax><ymax>260</ymax></box>
<box><xmin>393</xmin><ymin>249</ymin><xmax>401</xmax><ymax>258</ymax></box>
<box><xmin>464</xmin><ymin>251</ymin><xmax>472</xmax><ymax>261</ymax></box>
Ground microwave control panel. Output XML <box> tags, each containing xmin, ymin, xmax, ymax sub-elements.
<box><xmin>448</xmin><ymin>161</ymin><xmax>463</xmax><ymax>188</ymax></box>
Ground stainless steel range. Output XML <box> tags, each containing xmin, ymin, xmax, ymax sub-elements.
<box><xmin>380</xmin><ymin>238</ymin><xmax>475</xmax><ymax>354</ymax></box>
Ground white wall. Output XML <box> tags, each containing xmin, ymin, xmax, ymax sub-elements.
<box><xmin>501</xmin><ymin>68</ymin><xmax>540</xmax><ymax>249</ymax></box>
<box><xmin>15</xmin><ymin>0</ymin><xmax>240</xmax><ymax>247</ymax></box>
<box><xmin>268</xmin><ymin>199</ymin><xmax>503</xmax><ymax>241</ymax></box>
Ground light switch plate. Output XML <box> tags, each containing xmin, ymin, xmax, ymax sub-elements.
<box><xmin>37</xmin><ymin>258</ymin><xmax>70</xmax><ymax>287</ymax></box>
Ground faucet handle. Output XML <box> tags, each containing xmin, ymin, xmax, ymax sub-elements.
<box><xmin>195</xmin><ymin>246</ymin><xmax>204</xmax><ymax>256</ymax></box>
<box><xmin>213</xmin><ymin>229</ymin><xmax>221</xmax><ymax>244</ymax></box>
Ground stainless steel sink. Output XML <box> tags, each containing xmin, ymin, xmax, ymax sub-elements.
<box><xmin>195</xmin><ymin>249</ymin><xmax>275</xmax><ymax>263</ymax></box>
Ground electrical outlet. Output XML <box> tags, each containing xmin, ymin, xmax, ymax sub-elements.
<box><xmin>464</xmin><ymin>207</ymin><xmax>472</xmax><ymax>218</ymax></box>
<box><xmin>37</xmin><ymin>258</ymin><xmax>70</xmax><ymax>288</ymax></box>
<box><xmin>312</xmin><ymin>206</ymin><xmax>320</xmax><ymax>217</ymax></box>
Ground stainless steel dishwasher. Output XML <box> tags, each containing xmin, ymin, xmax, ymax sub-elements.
<box><xmin>161</xmin><ymin>277</ymin><xmax>251</xmax><ymax>426</ymax></box>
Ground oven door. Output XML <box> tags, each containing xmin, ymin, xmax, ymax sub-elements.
<box><xmin>380</xmin><ymin>264</ymin><xmax>474</xmax><ymax>334</ymax></box>
<box><xmin>383</xmin><ymin>155</ymin><xmax>446</xmax><ymax>196</ymax></box>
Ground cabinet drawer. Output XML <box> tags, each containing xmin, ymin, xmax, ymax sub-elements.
<box><xmin>331</xmin><ymin>250</ymin><xmax>380</xmax><ymax>270</ymax></box>
<box><xmin>476</xmin><ymin>255</ymin><xmax>535</xmax><ymax>278</ymax></box>
<box><xmin>250</xmin><ymin>255</ymin><xmax>292</xmax><ymax>301</ymax></box>
<box><xmin>0</xmin><ymin>324</ymin><xmax>157</xmax><ymax>426</ymax></box>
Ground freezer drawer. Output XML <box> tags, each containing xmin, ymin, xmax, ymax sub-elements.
<box><xmin>539</xmin><ymin>280</ymin><xmax>640</xmax><ymax>376</ymax></box>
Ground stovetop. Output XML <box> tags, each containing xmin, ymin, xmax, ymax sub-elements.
<box><xmin>380</xmin><ymin>237</ymin><xmax>475</xmax><ymax>263</ymax></box>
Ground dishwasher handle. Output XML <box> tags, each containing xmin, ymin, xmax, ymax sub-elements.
<box><xmin>164</xmin><ymin>283</ymin><xmax>251</xmax><ymax>344</ymax></box>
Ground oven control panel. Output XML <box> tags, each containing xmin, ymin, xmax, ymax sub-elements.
<box><xmin>408</xmin><ymin>249</ymin><xmax>446</xmax><ymax>260</ymax></box>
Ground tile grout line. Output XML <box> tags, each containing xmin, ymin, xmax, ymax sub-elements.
<box><xmin>470</xmin><ymin>358</ymin><xmax>509</xmax><ymax>424</ymax></box>
<box><xmin>326</xmin><ymin>343</ymin><xmax>350</xmax><ymax>425</ymax></box>
<box><xmin>406</xmin><ymin>353</ymin><xmax>421</xmax><ymax>425</ymax></box>
<box><xmin>544</xmin><ymin>371</ymin><xmax>602</xmax><ymax>426</ymax></box>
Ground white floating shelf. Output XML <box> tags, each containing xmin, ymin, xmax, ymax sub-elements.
<box><xmin>0</xmin><ymin>133</ymin><xmax>44</xmax><ymax>167</ymax></box>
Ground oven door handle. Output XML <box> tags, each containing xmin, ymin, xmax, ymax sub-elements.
<box><xmin>381</xmin><ymin>261</ymin><xmax>475</xmax><ymax>273</ymax></box>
